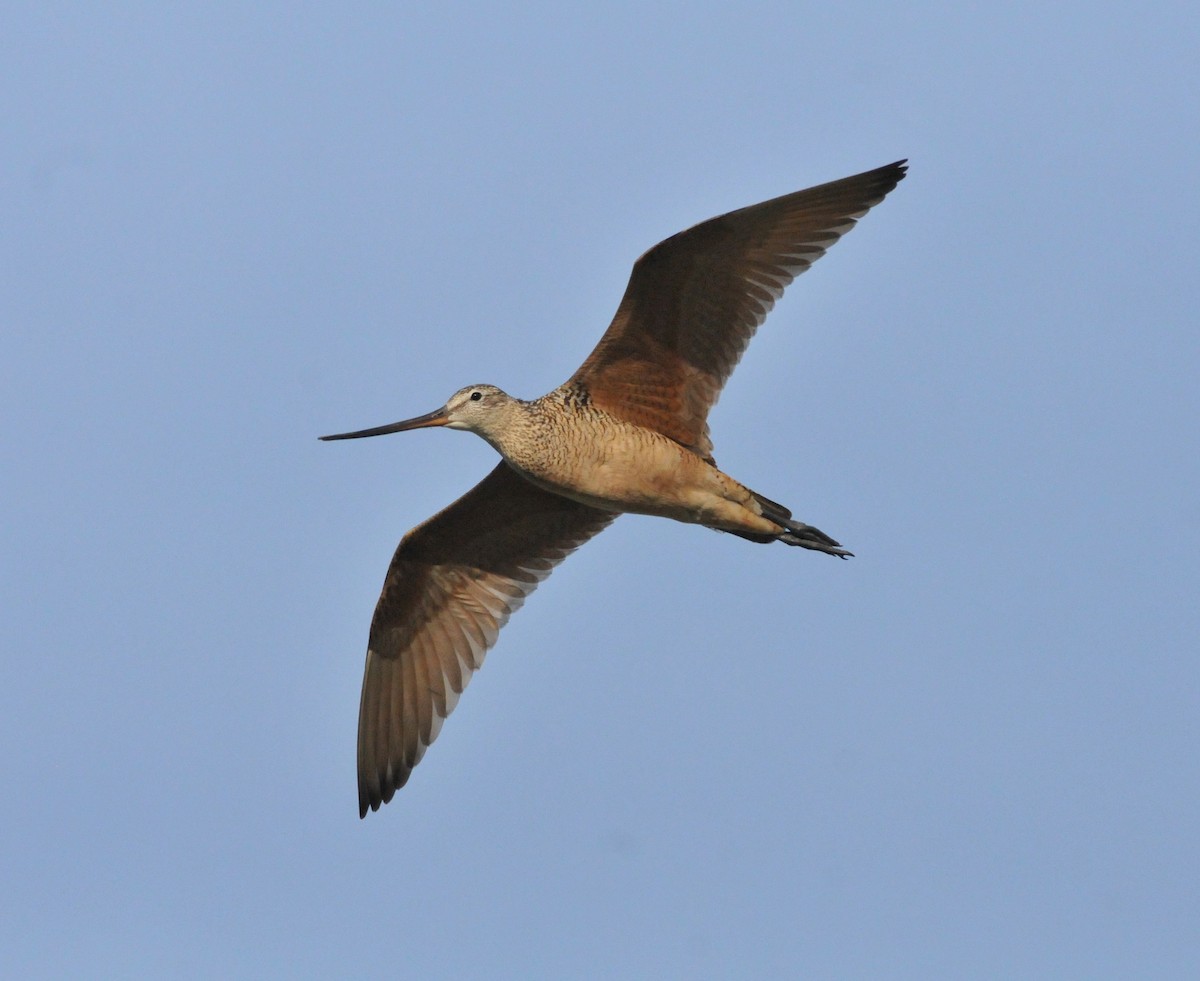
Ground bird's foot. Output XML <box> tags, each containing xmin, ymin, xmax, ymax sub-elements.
<box><xmin>778</xmin><ymin>520</ymin><xmax>853</xmax><ymax>559</ymax></box>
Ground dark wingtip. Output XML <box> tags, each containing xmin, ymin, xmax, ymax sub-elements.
<box><xmin>872</xmin><ymin>159</ymin><xmax>908</xmax><ymax>192</ymax></box>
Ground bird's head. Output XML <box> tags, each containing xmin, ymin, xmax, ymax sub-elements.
<box><xmin>319</xmin><ymin>384</ymin><xmax>517</xmax><ymax>443</ymax></box>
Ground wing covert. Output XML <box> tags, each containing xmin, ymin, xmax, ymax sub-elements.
<box><xmin>357</xmin><ymin>462</ymin><xmax>616</xmax><ymax>816</ymax></box>
<box><xmin>570</xmin><ymin>160</ymin><xmax>907</xmax><ymax>455</ymax></box>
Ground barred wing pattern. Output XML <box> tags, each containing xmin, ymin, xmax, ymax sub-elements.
<box><xmin>571</xmin><ymin>161</ymin><xmax>907</xmax><ymax>457</ymax></box>
<box><xmin>358</xmin><ymin>462</ymin><xmax>616</xmax><ymax>815</ymax></box>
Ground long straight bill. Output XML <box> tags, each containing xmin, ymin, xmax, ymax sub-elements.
<box><xmin>319</xmin><ymin>407</ymin><xmax>450</xmax><ymax>441</ymax></box>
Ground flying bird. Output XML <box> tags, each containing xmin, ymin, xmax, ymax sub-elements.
<box><xmin>323</xmin><ymin>160</ymin><xmax>907</xmax><ymax>816</ymax></box>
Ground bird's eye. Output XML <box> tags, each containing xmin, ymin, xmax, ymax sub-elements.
<box><xmin>470</xmin><ymin>391</ymin><xmax>482</xmax><ymax>402</ymax></box>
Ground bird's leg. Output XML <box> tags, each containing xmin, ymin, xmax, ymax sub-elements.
<box><xmin>777</xmin><ymin>519</ymin><xmax>853</xmax><ymax>559</ymax></box>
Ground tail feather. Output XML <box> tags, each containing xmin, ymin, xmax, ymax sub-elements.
<box><xmin>750</xmin><ymin>490</ymin><xmax>792</xmax><ymax>524</ymax></box>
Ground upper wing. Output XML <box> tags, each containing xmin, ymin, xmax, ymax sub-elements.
<box><xmin>570</xmin><ymin>161</ymin><xmax>907</xmax><ymax>457</ymax></box>
<box><xmin>357</xmin><ymin>462</ymin><xmax>616</xmax><ymax>816</ymax></box>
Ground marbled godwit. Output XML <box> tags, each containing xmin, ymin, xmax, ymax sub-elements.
<box><xmin>323</xmin><ymin>160</ymin><xmax>907</xmax><ymax>815</ymax></box>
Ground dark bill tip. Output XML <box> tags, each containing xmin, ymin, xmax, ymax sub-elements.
<box><xmin>319</xmin><ymin>407</ymin><xmax>449</xmax><ymax>441</ymax></box>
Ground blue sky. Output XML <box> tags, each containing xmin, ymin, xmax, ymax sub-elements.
<box><xmin>4</xmin><ymin>3</ymin><xmax>1198</xmax><ymax>977</ymax></box>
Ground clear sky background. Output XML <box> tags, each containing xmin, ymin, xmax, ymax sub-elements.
<box><xmin>4</xmin><ymin>3</ymin><xmax>1198</xmax><ymax>978</ymax></box>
